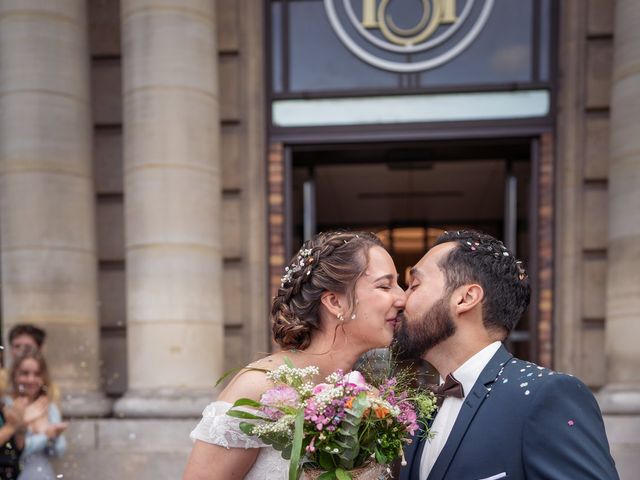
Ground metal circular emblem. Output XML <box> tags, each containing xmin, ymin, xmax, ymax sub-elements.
<box><xmin>324</xmin><ymin>0</ymin><xmax>495</xmax><ymax>73</ymax></box>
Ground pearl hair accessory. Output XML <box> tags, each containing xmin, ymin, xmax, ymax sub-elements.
<box><xmin>280</xmin><ymin>248</ymin><xmax>314</xmax><ymax>288</ymax></box>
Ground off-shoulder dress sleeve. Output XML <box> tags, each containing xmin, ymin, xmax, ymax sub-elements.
<box><xmin>190</xmin><ymin>401</ymin><xmax>267</xmax><ymax>449</ymax></box>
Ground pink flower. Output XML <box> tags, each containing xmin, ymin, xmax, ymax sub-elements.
<box><xmin>344</xmin><ymin>371</ymin><xmax>367</xmax><ymax>389</ymax></box>
<box><xmin>261</xmin><ymin>385</ymin><xmax>299</xmax><ymax>407</ymax></box>
<box><xmin>306</xmin><ymin>436</ymin><xmax>316</xmax><ymax>453</ymax></box>
<box><xmin>312</xmin><ymin>383</ymin><xmax>331</xmax><ymax>395</ymax></box>
<box><xmin>397</xmin><ymin>400</ymin><xmax>419</xmax><ymax>435</ymax></box>
<box><xmin>260</xmin><ymin>385</ymin><xmax>300</xmax><ymax>419</ymax></box>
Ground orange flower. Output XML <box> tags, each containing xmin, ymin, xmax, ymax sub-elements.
<box><xmin>345</xmin><ymin>397</ymin><xmax>354</xmax><ymax>409</ymax></box>
<box><xmin>374</xmin><ymin>406</ymin><xmax>389</xmax><ymax>419</ymax></box>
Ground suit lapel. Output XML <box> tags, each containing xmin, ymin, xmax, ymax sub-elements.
<box><xmin>410</xmin><ymin>431</ymin><xmax>428</xmax><ymax>480</ymax></box>
<box><xmin>402</xmin><ymin>415</ymin><xmax>434</xmax><ymax>480</ymax></box>
<box><xmin>426</xmin><ymin>345</ymin><xmax>513</xmax><ymax>480</ymax></box>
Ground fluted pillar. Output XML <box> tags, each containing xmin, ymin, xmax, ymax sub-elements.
<box><xmin>0</xmin><ymin>1</ymin><xmax>110</xmax><ymax>416</ymax></box>
<box><xmin>599</xmin><ymin>0</ymin><xmax>640</xmax><ymax>413</ymax></box>
<box><xmin>113</xmin><ymin>0</ymin><xmax>224</xmax><ymax>417</ymax></box>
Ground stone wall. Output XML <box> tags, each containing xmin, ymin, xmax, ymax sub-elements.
<box><xmin>53</xmin><ymin>419</ymin><xmax>193</xmax><ymax>479</ymax></box>
<box><xmin>555</xmin><ymin>0</ymin><xmax>612</xmax><ymax>388</ymax></box>
<box><xmin>556</xmin><ymin>2</ymin><xmax>640</xmax><ymax>477</ymax></box>
<box><xmin>89</xmin><ymin>0</ymin><xmax>268</xmax><ymax>398</ymax></box>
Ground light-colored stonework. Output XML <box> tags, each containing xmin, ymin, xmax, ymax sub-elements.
<box><xmin>0</xmin><ymin>0</ymin><xmax>638</xmax><ymax>478</ymax></box>
<box><xmin>52</xmin><ymin>418</ymin><xmax>194</xmax><ymax>479</ymax></box>
<box><xmin>555</xmin><ymin>0</ymin><xmax>640</xmax><ymax>474</ymax></box>
<box><xmin>112</xmin><ymin>0</ymin><xmax>225</xmax><ymax>417</ymax></box>
<box><xmin>598</xmin><ymin>0</ymin><xmax>640</xmax><ymax>416</ymax></box>
<box><xmin>0</xmin><ymin>0</ymin><xmax>110</xmax><ymax>416</ymax></box>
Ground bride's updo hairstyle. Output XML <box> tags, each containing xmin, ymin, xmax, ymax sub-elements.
<box><xmin>272</xmin><ymin>231</ymin><xmax>383</xmax><ymax>350</ymax></box>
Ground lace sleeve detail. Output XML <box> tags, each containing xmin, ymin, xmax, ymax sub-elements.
<box><xmin>190</xmin><ymin>401</ymin><xmax>267</xmax><ymax>449</ymax></box>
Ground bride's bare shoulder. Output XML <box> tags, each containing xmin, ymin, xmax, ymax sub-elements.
<box><xmin>216</xmin><ymin>354</ymin><xmax>285</xmax><ymax>403</ymax></box>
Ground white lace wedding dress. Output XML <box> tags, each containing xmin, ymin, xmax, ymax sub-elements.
<box><xmin>190</xmin><ymin>401</ymin><xmax>289</xmax><ymax>479</ymax></box>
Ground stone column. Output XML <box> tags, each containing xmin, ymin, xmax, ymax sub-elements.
<box><xmin>599</xmin><ymin>0</ymin><xmax>640</xmax><ymax>413</ymax></box>
<box><xmin>0</xmin><ymin>1</ymin><xmax>110</xmax><ymax>416</ymax></box>
<box><xmin>114</xmin><ymin>0</ymin><xmax>224</xmax><ymax>417</ymax></box>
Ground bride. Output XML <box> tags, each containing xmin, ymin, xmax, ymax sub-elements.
<box><xmin>183</xmin><ymin>231</ymin><xmax>405</xmax><ymax>479</ymax></box>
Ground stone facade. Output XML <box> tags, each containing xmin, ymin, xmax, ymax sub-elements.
<box><xmin>89</xmin><ymin>0</ymin><xmax>268</xmax><ymax>405</ymax></box>
<box><xmin>0</xmin><ymin>0</ymin><xmax>638</xmax><ymax>478</ymax></box>
<box><xmin>555</xmin><ymin>0</ymin><xmax>613</xmax><ymax>390</ymax></box>
<box><xmin>555</xmin><ymin>1</ymin><xmax>640</xmax><ymax>478</ymax></box>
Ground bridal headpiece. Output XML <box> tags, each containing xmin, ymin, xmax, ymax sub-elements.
<box><xmin>280</xmin><ymin>247</ymin><xmax>315</xmax><ymax>288</ymax></box>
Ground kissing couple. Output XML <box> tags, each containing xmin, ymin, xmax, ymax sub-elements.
<box><xmin>184</xmin><ymin>230</ymin><xmax>619</xmax><ymax>480</ymax></box>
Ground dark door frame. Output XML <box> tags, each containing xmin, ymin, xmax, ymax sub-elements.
<box><xmin>267</xmin><ymin>132</ymin><xmax>555</xmax><ymax>367</ymax></box>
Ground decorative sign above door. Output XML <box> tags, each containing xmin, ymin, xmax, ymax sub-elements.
<box><xmin>324</xmin><ymin>0</ymin><xmax>495</xmax><ymax>72</ymax></box>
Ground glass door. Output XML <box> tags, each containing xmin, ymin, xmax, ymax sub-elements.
<box><xmin>290</xmin><ymin>139</ymin><xmax>535</xmax><ymax>361</ymax></box>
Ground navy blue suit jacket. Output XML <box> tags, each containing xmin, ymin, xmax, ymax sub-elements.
<box><xmin>400</xmin><ymin>345</ymin><xmax>618</xmax><ymax>480</ymax></box>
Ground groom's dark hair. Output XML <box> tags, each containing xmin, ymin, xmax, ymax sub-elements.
<box><xmin>432</xmin><ymin>230</ymin><xmax>530</xmax><ymax>337</ymax></box>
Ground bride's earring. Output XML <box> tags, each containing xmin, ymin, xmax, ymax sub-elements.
<box><xmin>350</xmin><ymin>313</ymin><xmax>356</xmax><ymax>320</ymax></box>
<box><xmin>337</xmin><ymin>313</ymin><xmax>344</xmax><ymax>323</ymax></box>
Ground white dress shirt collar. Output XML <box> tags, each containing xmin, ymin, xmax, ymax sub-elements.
<box><xmin>419</xmin><ymin>341</ymin><xmax>503</xmax><ymax>479</ymax></box>
<box><xmin>444</xmin><ymin>341</ymin><xmax>502</xmax><ymax>397</ymax></box>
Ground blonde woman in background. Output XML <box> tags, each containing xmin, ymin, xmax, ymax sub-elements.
<box><xmin>4</xmin><ymin>352</ymin><xmax>66</xmax><ymax>480</ymax></box>
<box><xmin>0</xmin><ymin>325</ymin><xmax>61</xmax><ymax>406</ymax></box>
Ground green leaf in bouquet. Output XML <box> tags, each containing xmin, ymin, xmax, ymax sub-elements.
<box><xmin>334</xmin><ymin>433</ymin><xmax>359</xmax><ymax>460</ymax></box>
<box><xmin>256</xmin><ymin>431</ymin><xmax>293</xmax><ymax>458</ymax></box>
<box><xmin>332</xmin><ymin>439</ymin><xmax>350</xmax><ymax>449</ymax></box>
<box><xmin>232</xmin><ymin>398</ymin><xmax>263</xmax><ymax>408</ymax></box>
<box><xmin>349</xmin><ymin>393</ymin><xmax>370</xmax><ymax>414</ymax></box>
<box><xmin>337</xmin><ymin>419</ymin><xmax>361</xmax><ymax>438</ymax></box>
<box><xmin>374</xmin><ymin>448</ymin><xmax>387</xmax><ymax>465</ymax></box>
<box><xmin>358</xmin><ymin>427</ymin><xmax>376</xmax><ymax>447</ymax></box>
<box><xmin>316</xmin><ymin>472</ymin><xmax>336</xmax><ymax>480</ymax></box>
<box><xmin>238</xmin><ymin>422</ymin><xmax>255</xmax><ymax>436</ymax></box>
<box><xmin>280</xmin><ymin>443</ymin><xmax>292</xmax><ymax>460</ymax></box>
<box><xmin>214</xmin><ymin>367</ymin><xmax>243</xmax><ymax>387</ymax></box>
<box><xmin>227</xmin><ymin>409</ymin><xmax>266</xmax><ymax>420</ymax></box>
<box><xmin>318</xmin><ymin>451</ymin><xmax>336</xmax><ymax>471</ymax></box>
<box><xmin>325</xmin><ymin>439</ymin><xmax>353</xmax><ymax>469</ymax></box>
<box><xmin>339</xmin><ymin>419</ymin><xmax>357</xmax><ymax>431</ymax></box>
<box><xmin>340</xmin><ymin>409</ymin><xmax>365</xmax><ymax>432</ymax></box>
<box><xmin>338</xmin><ymin>445</ymin><xmax>359</xmax><ymax>462</ymax></box>
<box><xmin>214</xmin><ymin>366</ymin><xmax>270</xmax><ymax>387</ymax></box>
<box><xmin>288</xmin><ymin>410</ymin><xmax>305</xmax><ymax>480</ymax></box>
<box><xmin>335</xmin><ymin>468</ymin><xmax>352</xmax><ymax>480</ymax></box>
<box><xmin>334</xmin><ymin>408</ymin><xmax>363</xmax><ymax>467</ymax></box>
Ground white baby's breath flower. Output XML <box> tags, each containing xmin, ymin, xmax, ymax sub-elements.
<box><xmin>252</xmin><ymin>414</ymin><xmax>296</xmax><ymax>437</ymax></box>
<box><xmin>313</xmin><ymin>385</ymin><xmax>345</xmax><ymax>410</ymax></box>
<box><xmin>324</xmin><ymin>371</ymin><xmax>344</xmax><ymax>384</ymax></box>
<box><xmin>299</xmin><ymin>381</ymin><xmax>315</xmax><ymax>397</ymax></box>
<box><xmin>266</xmin><ymin>365</ymin><xmax>319</xmax><ymax>387</ymax></box>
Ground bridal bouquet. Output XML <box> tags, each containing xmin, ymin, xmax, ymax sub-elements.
<box><xmin>227</xmin><ymin>359</ymin><xmax>437</xmax><ymax>480</ymax></box>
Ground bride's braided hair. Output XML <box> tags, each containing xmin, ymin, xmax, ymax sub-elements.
<box><xmin>271</xmin><ymin>231</ymin><xmax>383</xmax><ymax>350</ymax></box>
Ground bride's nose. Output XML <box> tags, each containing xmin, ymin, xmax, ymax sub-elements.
<box><xmin>393</xmin><ymin>287</ymin><xmax>406</xmax><ymax>307</ymax></box>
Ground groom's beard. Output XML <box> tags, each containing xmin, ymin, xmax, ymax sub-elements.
<box><xmin>393</xmin><ymin>295</ymin><xmax>456</xmax><ymax>361</ymax></box>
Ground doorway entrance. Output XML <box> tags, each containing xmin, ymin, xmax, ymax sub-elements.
<box><xmin>289</xmin><ymin>139</ymin><xmax>535</xmax><ymax>361</ymax></box>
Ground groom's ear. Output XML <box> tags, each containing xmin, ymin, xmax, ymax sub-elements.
<box><xmin>320</xmin><ymin>291</ymin><xmax>345</xmax><ymax>317</ymax></box>
<box><xmin>455</xmin><ymin>284</ymin><xmax>484</xmax><ymax>315</ymax></box>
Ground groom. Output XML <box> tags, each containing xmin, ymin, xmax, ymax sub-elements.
<box><xmin>395</xmin><ymin>230</ymin><xmax>618</xmax><ymax>480</ymax></box>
